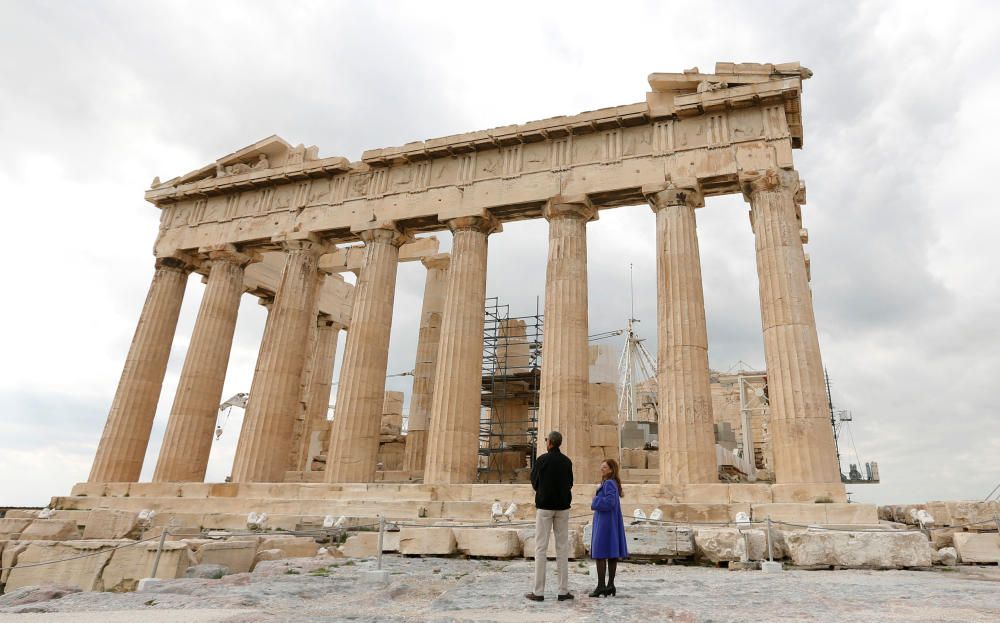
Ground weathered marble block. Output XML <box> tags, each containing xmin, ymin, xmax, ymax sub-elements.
<box><xmin>399</xmin><ymin>527</ymin><xmax>456</xmax><ymax>555</ymax></box>
<box><xmin>784</xmin><ymin>531</ymin><xmax>933</xmax><ymax>568</ymax></box>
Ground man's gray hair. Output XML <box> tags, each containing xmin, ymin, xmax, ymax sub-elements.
<box><xmin>546</xmin><ymin>431</ymin><xmax>563</xmax><ymax>447</ymax></box>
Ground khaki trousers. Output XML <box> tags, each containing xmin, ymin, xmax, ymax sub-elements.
<box><xmin>532</xmin><ymin>508</ymin><xmax>569</xmax><ymax>596</ymax></box>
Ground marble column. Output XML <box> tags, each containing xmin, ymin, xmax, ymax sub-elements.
<box><xmin>326</xmin><ymin>227</ymin><xmax>406</xmax><ymax>483</ymax></box>
<box><xmin>743</xmin><ymin>169</ymin><xmax>840</xmax><ymax>484</ymax></box>
<box><xmin>536</xmin><ymin>196</ymin><xmax>597</xmax><ymax>467</ymax></box>
<box><xmin>286</xmin><ymin>274</ymin><xmax>326</xmax><ymax>473</ymax></box>
<box><xmin>424</xmin><ymin>215</ymin><xmax>499</xmax><ymax>484</ymax></box>
<box><xmin>154</xmin><ymin>246</ymin><xmax>254</xmax><ymax>482</ymax></box>
<box><xmin>89</xmin><ymin>255</ymin><xmax>193</xmax><ymax>483</ymax></box>
<box><xmin>231</xmin><ymin>236</ymin><xmax>326</xmax><ymax>482</ymax></box>
<box><xmin>646</xmin><ymin>181</ymin><xmax>718</xmax><ymax>485</ymax></box>
<box><xmin>402</xmin><ymin>253</ymin><xmax>450</xmax><ymax>473</ymax></box>
<box><xmin>295</xmin><ymin>315</ymin><xmax>343</xmax><ymax>471</ymax></box>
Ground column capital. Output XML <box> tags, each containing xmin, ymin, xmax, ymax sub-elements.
<box><xmin>317</xmin><ymin>314</ymin><xmax>346</xmax><ymax>331</ymax></box>
<box><xmin>199</xmin><ymin>243</ymin><xmax>259</xmax><ymax>267</ymax></box>
<box><xmin>271</xmin><ymin>232</ymin><xmax>333</xmax><ymax>255</ymax></box>
<box><xmin>155</xmin><ymin>250</ymin><xmax>199</xmax><ymax>273</ymax></box>
<box><xmin>739</xmin><ymin>168</ymin><xmax>805</xmax><ymax>203</ymax></box>
<box><xmin>357</xmin><ymin>225</ymin><xmax>409</xmax><ymax>248</ymax></box>
<box><xmin>446</xmin><ymin>214</ymin><xmax>501</xmax><ymax>235</ymax></box>
<box><xmin>644</xmin><ymin>178</ymin><xmax>704</xmax><ymax>211</ymax></box>
<box><xmin>543</xmin><ymin>194</ymin><xmax>598</xmax><ymax>222</ymax></box>
<box><xmin>420</xmin><ymin>252</ymin><xmax>451</xmax><ymax>271</ymax></box>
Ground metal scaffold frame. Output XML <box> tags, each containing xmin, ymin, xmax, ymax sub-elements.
<box><xmin>477</xmin><ymin>297</ymin><xmax>543</xmax><ymax>482</ymax></box>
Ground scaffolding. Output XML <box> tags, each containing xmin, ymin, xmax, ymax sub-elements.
<box><xmin>478</xmin><ymin>297</ymin><xmax>543</xmax><ymax>483</ymax></box>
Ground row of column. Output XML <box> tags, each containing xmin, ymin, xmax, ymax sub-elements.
<box><xmin>90</xmin><ymin>167</ymin><xmax>839</xmax><ymax>487</ymax></box>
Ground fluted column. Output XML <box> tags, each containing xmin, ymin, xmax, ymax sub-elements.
<box><xmin>743</xmin><ymin>169</ymin><xmax>840</xmax><ymax>484</ymax></box>
<box><xmin>536</xmin><ymin>196</ymin><xmax>597</xmax><ymax>467</ymax></box>
<box><xmin>646</xmin><ymin>181</ymin><xmax>718</xmax><ymax>485</ymax></box>
<box><xmin>424</xmin><ymin>215</ymin><xmax>500</xmax><ymax>484</ymax></box>
<box><xmin>402</xmin><ymin>253</ymin><xmax>450</xmax><ymax>473</ymax></box>
<box><xmin>89</xmin><ymin>255</ymin><xmax>193</xmax><ymax>483</ymax></box>
<box><xmin>231</xmin><ymin>236</ymin><xmax>327</xmax><ymax>482</ymax></box>
<box><xmin>295</xmin><ymin>315</ymin><xmax>343</xmax><ymax>471</ymax></box>
<box><xmin>153</xmin><ymin>246</ymin><xmax>254</xmax><ymax>482</ymax></box>
<box><xmin>326</xmin><ymin>227</ymin><xmax>406</xmax><ymax>483</ymax></box>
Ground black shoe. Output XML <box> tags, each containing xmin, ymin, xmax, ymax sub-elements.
<box><xmin>525</xmin><ymin>593</ymin><xmax>544</xmax><ymax>602</ymax></box>
<box><xmin>606</xmin><ymin>586</ymin><xmax>617</xmax><ymax>597</ymax></box>
<box><xmin>557</xmin><ymin>593</ymin><xmax>575</xmax><ymax>601</ymax></box>
<box><xmin>588</xmin><ymin>585</ymin><xmax>606</xmax><ymax>598</ymax></box>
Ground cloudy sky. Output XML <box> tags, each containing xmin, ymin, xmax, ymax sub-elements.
<box><xmin>2</xmin><ymin>0</ymin><xmax>997</xmax><ymax>507</ymax></box>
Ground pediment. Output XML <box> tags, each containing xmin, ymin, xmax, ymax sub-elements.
<box><xmin>162</xmin><ymin>135</ymin><xmax>321</xmax><ymax>187</ymax></box>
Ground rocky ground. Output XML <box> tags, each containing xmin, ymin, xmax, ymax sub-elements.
<box><xmin>1</xmin><ymin>554</ymin><xmax>999</xmax><ymax>622</ymax></box>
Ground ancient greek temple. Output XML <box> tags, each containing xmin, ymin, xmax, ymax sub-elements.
<box><xmin>86</xmin><ymin>62</ymin><xmax>844</xmax><ymax>506</ymax></box>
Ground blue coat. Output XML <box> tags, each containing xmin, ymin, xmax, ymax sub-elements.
<box><xmin>590</xmin><ymin>479</ymin><xmax>628</xmax><ymax>559</ymax></box>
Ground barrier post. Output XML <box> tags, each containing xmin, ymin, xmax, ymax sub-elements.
<box><xmin>377</xmin><ymin>515</ymin><xmax>385</xmax><ymax>571</ymax></box>
<box><xmin>150</xmin><ymin>528</ymin><xmax>169</xmax><ymax>577</ymax></box>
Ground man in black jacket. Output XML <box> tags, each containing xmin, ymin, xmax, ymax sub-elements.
<box><xmin>526</xmin><ymin>431</ymin><xmax>574</xmax><ymax>602</ymax></box>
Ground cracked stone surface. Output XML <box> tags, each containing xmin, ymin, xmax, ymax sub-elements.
<box><xmin>1</xmin><ymin>555</ymin><xmax>999</xmax><ymax>622</ymax></box>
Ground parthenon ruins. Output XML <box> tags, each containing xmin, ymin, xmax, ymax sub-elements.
<box><xmin>65</xmin><ymin>61</ymin><xmax>865</xmax><ymax>530</ymax></box>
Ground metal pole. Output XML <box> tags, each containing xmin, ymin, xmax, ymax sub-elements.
<box><xmin>766</xmin><ymin>516</ymin><xmax>774</xmax><ymax>563</ymax></box>
<box><xmin>377</xmin><ymin>516</ymin><xmax>385</xmax><ymax>571</ymax></box>
<box><xmin>150</xmin><ymin>528</ymin><xmax>169</xmax><ymax>577</ymax></box>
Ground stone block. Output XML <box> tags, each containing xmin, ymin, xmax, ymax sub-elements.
<box><xmin>683</xmin><ymin>484</ymin><xmax>730</xmax><ymax>504</ymax></box>
<box><xmin>0</xmin><ymin>518</ymin><xmax>33</xmax><ymax>540</ymax></box>
<box><xmin>784</xmin><ymin>531</ymin><xmax>933</xmax><ymax>568</ymax></box>
<box><xmin>102</xmin><ymin>541</ymin><xmax>194</xmax><ymax>591</ymax></box>
<box><xmin>254</xmin><ymin>548</ymin><xmax>286</xmax><ymax>565</ymax></box>
<box><xmin>694</xmin><ymin>527</ymin><xmax>784</xmax><ymax>563</ymax></box>
<box><xmin>751</xmin><ymin>503</ymin><xmax>827</xmax><ymax>525</ymax></box>
<box><xmin>82</xmin><ymin>509</ymin><xmax>141</xmax><ymax>540</ymax></box>
<box><xmin>19</xmin><ymin>519</ymin><xmax>81</xmax><ymax>541</ymax></box>
<box><xmin>398</xmin><ymin>527</ymin><xmax>456</xmax><ymax>555</ymax></box>
<box><xmin>771</xmin><ymin>483</ymin><xmax>847</xmax><ymax>503</ymax></box>
<box><xmin>71</xmin><ymin>482</ymin><xmax>107</xmax><ymax>497</ymax></box>
<box><xmin>823</xmin><ymin>503</ymin><xmax>878</xmax><ymax>525</ymax></box>
<box><xmin>594</xmin><ymin>524</ymin><xmax>695</xmax><ymax>557</ymax></box>
<box><xmin>382</xmin><ymin>530</ymin><xmax>401</xmax><ymax>552</ymax></box>
<box><xmin>197</xmin><ymin>541</ymin><xmax>256</xmax><ymax>573</ymax></box>
<box><xmin>258</xmin><ymin>536</ymin><xmax>319</xmax><ymax>559</ymax></box>
<box><xmin>935</xmin><ymin>547</ymin><xmax>958</xmax><ymax>566</ymax></box>
<box><xmin>521</xmin><ymin>528</ymin><xmax>586</xmax><ymax>560</ymax></box>
<box><xmin>1</xmin><ymin>541</ymin><xmax>28</xmax><ymax>584</ymax></box>
<box><xmin>340</xmin><ymin>532</ymin><xmax>379</xmax><ymax>557</ymax></box>
<box><xmin>454</xmin><ymin>528</ymin><xmax>522</xmax><ymax>557</ymax></box>
<box><xmin>590</xmin><ymin>425</ymin><xmax>619</xmax><ymax>448</ymax></box>
<box><xmin>931</xmin><ymin>527</ymin><xmax>962</xmax><ymax>549</ymax></box>
<box><xmin>621</xmin><ymin>448</ymin><xmax>646</xmax><ymax>469</ymax></box>
<box><xmin>729</xmin><ymin>484</ymin><xmax>773</xmax><ymax>504</ymax></box>
<box><xmin>953</xmin><ymin>533</ymin><xmax>1000</xmax><ymax>564</ymax></box>
<box><xmin>5</xmin><ymin>540</ymin><xmax>124</xmax><ymax>592</ymax></box>
<box><xmin>645</xmin><ymin>450</ymin><xmax>659</xmax><ymax>470</ymax></box>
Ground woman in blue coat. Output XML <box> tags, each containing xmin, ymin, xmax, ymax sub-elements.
<box><xmin>590</xmin><ymin>458</ymin><xmax>627</xmax><ymax>597</ymax></box>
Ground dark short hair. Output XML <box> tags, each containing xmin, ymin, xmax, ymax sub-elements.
<box><xmin>547</xmin><ymin>431</ymin><xmax>563</xmax><ymax>447</ymax></box>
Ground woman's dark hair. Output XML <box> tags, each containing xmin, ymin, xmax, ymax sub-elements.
<box><xmin>602</xmin><ymin>458</ymin><xmax>624</xmax><ymax>498</ymax></box>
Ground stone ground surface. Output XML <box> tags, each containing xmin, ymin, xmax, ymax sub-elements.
<box><xmin>1</xmin><ymin>555</ymin><xmax>999</xmax><ymax>622</ymax></box>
